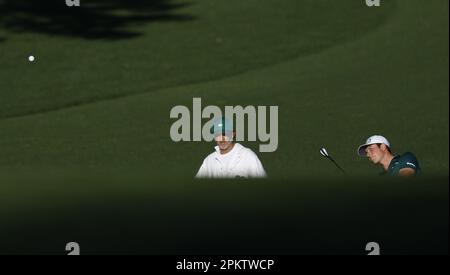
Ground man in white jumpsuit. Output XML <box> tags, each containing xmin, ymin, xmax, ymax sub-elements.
<box><xmin>196</xmin><ymin>118</ymin><xmax>267</xmax><ymax>178</ymax></box>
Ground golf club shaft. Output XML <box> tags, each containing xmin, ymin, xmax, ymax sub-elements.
<box><xmin>328</xmin><ymin>157</ymin><xmax>347</xmax><ymax>175</ymax></box>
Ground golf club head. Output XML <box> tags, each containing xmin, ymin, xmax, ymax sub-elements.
<box><xmin>319</xmin><ymin>148</ymin><xmax>329</xmax><ymax>158</ymax></box>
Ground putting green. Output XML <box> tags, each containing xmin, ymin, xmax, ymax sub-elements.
<box><xmin>1</xmin><ymin>0</ymin><xmax>392</xmax><ymax>118</ymax></box>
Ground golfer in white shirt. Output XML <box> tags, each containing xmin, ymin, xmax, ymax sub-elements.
<box><xmin>196</xmin><ymin>118</ymin><xmax>267</xmax><ymax>178</ymax></box>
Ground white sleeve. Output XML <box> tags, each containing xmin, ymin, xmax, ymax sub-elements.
<box><xmin>248</xmin><ymin>152</ymin><xmax>267</xmax><ymax>178</ymax></box>
<box><xmin>195</xmin><ymin>159</ymin><xmax>209</xmax><ymax>178</ymax></box>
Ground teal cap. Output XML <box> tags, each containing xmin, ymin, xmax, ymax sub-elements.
<box><xmin>210</xmin><ymin>117</ymin><xmax>233</xmax><ymax>136</ymax></box>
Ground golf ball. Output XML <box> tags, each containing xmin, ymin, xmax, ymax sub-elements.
<box><xmin>28</xmin><ymin>55</ymin><xmax>35</xmax><ymax>62</ymax></box>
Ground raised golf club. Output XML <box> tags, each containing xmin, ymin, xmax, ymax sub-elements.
<box><xmin>320</xmin><ymin>148</ymin><xmax>347</xmax><ymax>175</ymax></box>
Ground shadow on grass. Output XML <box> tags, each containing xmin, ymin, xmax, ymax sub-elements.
<box><xmin>0</xmin><ymin>177</ymin><xmax>448</xmax><ymax>254</ymax></box>
<box><xmin>0</xmin><ymin>0</ymin><xmax>195</xmax><ymax>41</ymax></box>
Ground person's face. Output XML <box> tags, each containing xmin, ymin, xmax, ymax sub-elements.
<box><xmin>365</xmin><ymin>144</ymin><xmax>386</xmax><ymax>164</ymax></box>
<box><xmin>214</xmin><ymin>132</ymin><xmax>234</xmax><ymax>151</ymax></box>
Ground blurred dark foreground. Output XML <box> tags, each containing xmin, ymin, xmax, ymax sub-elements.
<box><xmin>0</xmin><ymin>174</ymin><xmax>448</xmax><ymax>255</ymax></box>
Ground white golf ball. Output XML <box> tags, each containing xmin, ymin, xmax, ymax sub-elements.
<box><xmin>28</xmin><ymin>55</ymin><xmax>35</xmax><ymax>62</ymax></box>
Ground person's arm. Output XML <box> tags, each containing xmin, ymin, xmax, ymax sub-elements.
<box><xmin>398</xmin><ymin>168</ymin><xmax>416</xmax><ymax>176</ymax></box>
<box><xmin>248</xmin><ymin>153</ymin><xmax>267</xmax><ymax>178</ymax></box>
<box><xmin>397</xmin><ymin>153</ymin><xmax>419</xmax><ymax>176</ymax></box>
<box><xmin>195</xmin><ymin>160</ymin><xmax>209</xmax><ymax>178</ymax></box>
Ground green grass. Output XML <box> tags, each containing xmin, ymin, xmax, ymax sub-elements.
<box><xmin>0</xmin><ymin>0</ymin><xmax>392</xmax><ymax>118</ymax></box>
<box><xmin>0</xmin><ymin>0</ymin><xmax>448</xmax><ymax>254</ymax></box>
<box><xmin>0</xmin><ymin>0</ymin><xmax>447</xmax><ymax>178</ymax></box>
<box><xmin>0</xmin><ymin>176</ymin><xmax>448</xmax><ymax>254</ymax></box>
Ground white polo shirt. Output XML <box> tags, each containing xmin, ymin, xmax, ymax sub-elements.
<box><xmin>196</xmin><ymin>143</ymin><xmax>267</xmax><ymax>178</ymax></box>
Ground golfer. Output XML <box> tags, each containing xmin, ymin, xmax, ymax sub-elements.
<box><xmin>196</xmin><ymin>118</ymin><xmax>267</xmax><ymax>178</ymax></box>
<box><xmin>357</xmin><ymin>135</ymin><xmax>421</xmax><ymax>176</ymax></box>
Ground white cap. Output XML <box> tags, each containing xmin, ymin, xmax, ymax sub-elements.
<box><xmin>357</xmin><ymin>135</ymin><xmax>391</xmax><ymax>156</ymax></box>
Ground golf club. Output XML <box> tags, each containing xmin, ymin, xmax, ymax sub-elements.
<box><xmin>320</xmin><ymin>148</ymin><xmax>347</xmax><ymax>175</ymax></box>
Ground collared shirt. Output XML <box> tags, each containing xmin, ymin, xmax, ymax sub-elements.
<box><xmin>387</xmin><ymin>152</ymin><xmax>421</xmax><ymax>176</ymax></box>
<box><xmin>196</xmin><ymin>143</ymin><xmax>267</xmax><ymax>178</ymax></box>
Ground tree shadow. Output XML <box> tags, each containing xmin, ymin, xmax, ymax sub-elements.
<box><xmin>0</xmin><ymin>0</ymin><xmax>195</xmax><ymax>41</ymax></box>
